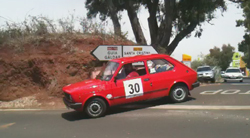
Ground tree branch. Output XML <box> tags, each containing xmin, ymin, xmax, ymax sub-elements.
<box><xmin>167</xmin><ymin>21</ymin><xmax>199</xmax><ymax>55</ymax></box>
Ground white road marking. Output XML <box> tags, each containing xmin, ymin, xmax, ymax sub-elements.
<box><xmin>239</xmin><ymin>90</ymin><xmax>250</xmax><ymax>94</ymax></box>
<box><xmin>230</xmin><ymin>83</ymin><xmax>250</xmax><ymax>86</ymax></box>
<box><xmin>149</xmin><ymin>105</ymin><xmax>250</xmax><ymax>110</ymax></box>
<box><xmin>0</xmin><ymin>123</ymin><xmax>15</xmax><ymax>129</ymax></box>
<box><xmin>221</xmin><ymin>89</ymin><xmax>240</xmax><ymax>95</ymax></box>
<box><xmin>200</xmin><ymin>89</ymin><xmax>223</xmax><ymax>95</ymax></box>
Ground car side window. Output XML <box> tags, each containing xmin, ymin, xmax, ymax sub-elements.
<box><xmin>147</xmin><ymin>59</ymin><xmax>174</xmax><ymax>74</ymax></box>
<box><xmin>116</xmin><ymin>61</ymin><xmax>146</xmax><ymax>80</ymax></box>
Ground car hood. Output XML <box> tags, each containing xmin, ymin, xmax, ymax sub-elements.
<box><xmin>62</xmin><ymin>79</ymin><xmax>105</xmax><ymax>94</ymax></box>
<box><xmin>224</xmin><ymin>72</ymin><xmax>242</xmax><ymax>76</ymax></box>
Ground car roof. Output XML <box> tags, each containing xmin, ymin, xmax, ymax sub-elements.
<box><xmin>111</xmin><ymin>54</ymin><xmax>169</xmax><ymax>63</ymax></box>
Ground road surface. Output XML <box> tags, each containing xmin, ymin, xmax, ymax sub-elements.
<box><xmin>1</xmin><ymin>109</ymin><xmax>250</xmax><ymax>138</ymax></box>
<box><xmin>0</xmin><ymin>79</ymin><xmax>250</xmax><ymax>138</ymax></box>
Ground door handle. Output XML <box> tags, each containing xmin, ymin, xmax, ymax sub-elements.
<box><xmin>144</xmin><ymin>78</ymin><xmax>150</xmax><ymax>81</ymax></box>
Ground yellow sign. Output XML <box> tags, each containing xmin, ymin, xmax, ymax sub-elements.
<box><xmin>232</xmin><ymin>52</ymin><xmax>241</xmax><ymax>68</ymax></box>
<box><xmin>240</xmin><ymin>57</ymin><xmax>247</xmax><ymax>68</ymax></box>
<box><xmin>182</xmin><ymin>54</ymin><xmax>191</xmax><ymax>61</ymax></box>
<box><xmin>133</xmin><ymin>47</ymin><xmax>142</xmax><ymax>51</ymax></box>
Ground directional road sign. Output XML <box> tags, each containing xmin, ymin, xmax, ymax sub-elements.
<box><xmin>91</xmin><ymin>45</ymin><xmax>158</xmax><ymax>61</ymax></box>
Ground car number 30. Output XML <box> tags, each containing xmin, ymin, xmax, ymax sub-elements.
<box><xmin>123</xmin><ymin>78</ymin><xmax>143</xmax><ymax>99</ymax></box>
<box><xmin>128</xmin><ymin>83</ymin><xmax>140</xmax><ymax>94</ymax></box>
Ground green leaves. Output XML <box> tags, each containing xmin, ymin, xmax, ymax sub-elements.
<box><xmin>235</xmin><ymin>0</ymin><xmax>250</xmax><ymax>68</ymax></box>
<box><xmin>209</xmin><ymin>44</ymin><xmax>235</xmax><ymax>71</ymax></box>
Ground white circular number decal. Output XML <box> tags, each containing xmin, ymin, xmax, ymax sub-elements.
<box><xmin>123</xmin><ymin>78</ymin><xmax>143</xmax><ymax>99</ymax></box>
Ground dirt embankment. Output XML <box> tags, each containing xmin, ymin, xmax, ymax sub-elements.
<box><xmin>0</xmin><ymin>34</ymin><xmax>135</xmax><ymax>108</ymax></box>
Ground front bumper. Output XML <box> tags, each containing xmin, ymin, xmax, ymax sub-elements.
<box><xmin>63</xmin><ymin>97</ymin><xmax>82</xmax><ymax>110</ymax></box>
<box><xmin>192</xmin><ymin>81</ymin><xmax>200</xmax><ymax>89</ymax></box>
<box><xmin>198</xmin><ymin>75</ymin><xmax>214</xmax><ymax>79</ymax></box>
<box><xmin>222</xmin><ymin>76</ymin><xmax>243</xmax><ymax>80</ymax></box>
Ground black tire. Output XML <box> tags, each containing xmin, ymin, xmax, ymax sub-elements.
<box><xmin>169</xmin><ymin>85</ymin><xmax>188</xmax><ymax>103</ymax></box>
<box><xmin>224</xmin><ymin>79</ymin><xmax>227</xmax><ymax>83</ymax></box>
<box><xmin>85</xmin><ymin>98</ymin><xmax>107</xmax><ymax>118</ymax></box>
<box><xmin>240</xmin><ymin>80</ymin><xmax>243</xmax><ymax>83</ymax></box>
<box><xmin>211</xmin><ymin>78</ymin><xmax>215</xmax><ymax>83</ymax></box>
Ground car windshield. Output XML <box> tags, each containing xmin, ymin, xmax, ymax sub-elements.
<box><xmin>197</xmin><ymin>67</ymin><xmax>211</xmax><ymax>72</ymax></box>
<box><xmin>226</xmin><ymin>69</ymin><xmax>240</xmax><ymax>73</ymax></box>
<box><xmin>97</xmin><ymin>61</ymin><xmax>119</xmax><ymax>81</ymax></box>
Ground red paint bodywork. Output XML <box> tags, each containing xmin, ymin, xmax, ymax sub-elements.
<box><xmin>62</xmin><ymin>54</ymin><xmax>199</xmax><ymax>111</ymax></box>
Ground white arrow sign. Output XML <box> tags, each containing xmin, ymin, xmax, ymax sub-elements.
<box><xmin>91</xmin><ymin>45</ymin><xmax>158</xmax><ymax>61</ymax></box>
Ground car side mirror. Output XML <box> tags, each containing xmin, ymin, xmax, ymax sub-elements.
<box><xmin>221</xmin><ymin>71</ymin><xmax>225</xmax><ymax>74</ymax></box>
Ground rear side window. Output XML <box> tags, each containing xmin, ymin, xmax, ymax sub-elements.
<box><xmin>146</xmin><ymin>59</ymin><xmax>174</xmax><ymax>74</ymax></box>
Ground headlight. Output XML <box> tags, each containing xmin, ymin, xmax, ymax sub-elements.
<box><xmin>64</xmin><ymin>92</ymin><xmax>73</xmax><ymax>101</ymax></box>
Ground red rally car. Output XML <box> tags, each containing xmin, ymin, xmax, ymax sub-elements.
<box><xmin>63</xmin><ymin>54</ymin><xmax>200</xmax><ymax>118</ymax></box>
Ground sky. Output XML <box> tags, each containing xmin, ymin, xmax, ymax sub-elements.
<box><xmin>0</xmin><ymin>0</ymin><xmax>246</xmax><ymax>61</ymax></box>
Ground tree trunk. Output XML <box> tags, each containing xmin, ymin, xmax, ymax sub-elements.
<box><xmin>125</xmin><ymin>0</ymin><xmax>147</xmax><ymax>45</ymax></box>
<box><xmin>159</xmin><ymin>0</ymin><xmax>175</xmax><ymax>48</ymax></box>
<box><xmin>146</xmin><ymin>0</ymin><xmax>159</xmax><ymax>45</ymax></box>
<box><xmin>107</xmin><ymin>0</ymin><xmax>121</xmax><ymax>36</ymax></box>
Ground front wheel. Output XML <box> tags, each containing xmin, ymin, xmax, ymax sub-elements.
<box><xmin>169</xmin><ymin>85</ymin><xmax>188</xmax><ymax>103</ymax></box>
<box><xmin>85</xmin><ymin>98</ymin><xmax>107</xmax><ymax>118</ymax></box>
<box><xmin>240</xmin><ymin>80</ymin><xmax>243</xmax><ymax>83</ymax></box>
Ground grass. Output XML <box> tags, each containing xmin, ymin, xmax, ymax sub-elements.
<box><xmin>0</xmin><ymin>15</ymin><xmax>129</xmax><ymax>51</ymax></box>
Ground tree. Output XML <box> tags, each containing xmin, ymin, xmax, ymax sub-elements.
<box><xmin>209</xmin><ymin>44</ymin><xmax>235</xmax><ymax>70</ymax></box>
<box><xmin>85</xmin><ymin>0</ymin><xmax>147</xmax><ymax>44</ymax></box>
<box><xmin>86</xmin><ymin>0</ymin><xmax>227</xmax><ymax>55</ymax></box>
<box><xmin>85</xmin><ymin>0</ymin><xmax>123</xmax><ymax>36</ymax></box>
<box><xmin>191</xmin><ymin>53</ymin><xmax>218</xmax><ymax>70</ymax></box>
<box><xmin>235</xmin><ymin>0</ymin><xmax>250</xmax><ymax>68</ymax></box>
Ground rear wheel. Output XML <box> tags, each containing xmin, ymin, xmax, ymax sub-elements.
<box><xmin>85</xmin><ymin>98</ymin><xmax>107</xmax><ymax>118</ymax></box>
<box><xmin>224</xmin><ymin>79</ymin><xmax>227</xmax><ymax>83</ymax></box>
<box><xmin>169</xmin><ymin>85</ymin><xmax>188</xmax><ymax>103</ymax></box>
<box><xmin>240</xmin><ymin>80</ymin><xmax>243</xmax><ymax>83</ymax></box>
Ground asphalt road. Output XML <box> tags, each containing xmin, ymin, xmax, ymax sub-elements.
<box><xmin>1</xmin><ymin>109</ymin><xmax>250</xmax><ymax>138</ymax></box>
<box><xmin>178</xmin><ymin>78</ymin><xmax>250</xmax><ymax>106</ymax></box>
<box><xmin>1</xmin><ymin>79</ymin><xmax>250</xmax><ymax>138</ymax></box>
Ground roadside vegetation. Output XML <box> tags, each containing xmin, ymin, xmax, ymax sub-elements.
<box><xmin>0</xmin><ymin>15</ymin><xmax>133</xmax><ymax>107</ymax></box>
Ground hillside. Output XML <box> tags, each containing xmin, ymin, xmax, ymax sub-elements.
<box><xmin>0</xmin><ymin>33</ymin><xmax>135</xmax><ymax>108</ymax></box>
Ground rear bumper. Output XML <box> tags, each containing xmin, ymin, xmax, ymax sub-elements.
<box><xmin>192</xmin><ymin>81</ymin><xmax>200</xmax><ymax>89</ymax></box>
<box><xmin>63</xmin><ymin>97</ymin><xmax>82</xmax><ymax>110</ymax></box>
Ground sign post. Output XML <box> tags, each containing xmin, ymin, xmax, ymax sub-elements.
<box><xmin>91</xmin><ymin>45</ymin><xmax>158</xmax><ymax>61</ymax></box>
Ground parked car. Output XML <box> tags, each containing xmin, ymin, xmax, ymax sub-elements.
<box><xmin>196</xmin><ymin>65</ymin><xmax>215</xmax><ymax>83</ymax></box>
<box><xmin>62</xmin><ymin>54</ymin><xmax>200</xmax><ymax>118</ymax></box>
<box><xmin>221</xmin><ymin>67</ymin><xmax>244</xmax><ymax>82</ymax></box>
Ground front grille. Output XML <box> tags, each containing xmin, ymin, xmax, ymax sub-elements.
<box><xmin>64</xmin><ymin>92</ymin><xmax>72</xmax><ymax>101</ymax></box>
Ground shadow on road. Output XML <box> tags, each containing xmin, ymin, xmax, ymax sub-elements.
<box><xmin>61</xmin><ymin>97</ymin><xmax>196</xmax><ymax>121</ymax></box>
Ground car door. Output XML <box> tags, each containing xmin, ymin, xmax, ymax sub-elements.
<box><xmin>145</xmin><ymin>58</ymin><xmax>176</xmax><ymax>99</ymax></box>
<box><xmin>111</xmin><ymin>61</ymin><xmax>153</xmax><ymax>105</ymax></box>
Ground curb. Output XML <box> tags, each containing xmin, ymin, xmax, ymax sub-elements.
<box><xmin>149</xmin><ymin>105</ymin><xmax>250</xmax><ymax>110</ymax></box>
<box><xmin>0</xmin><ymin>109</ymin><xmax>43</xmax><ymax>111</ymax></box>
